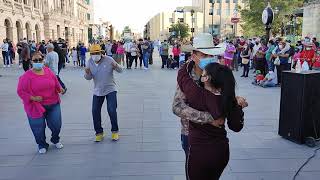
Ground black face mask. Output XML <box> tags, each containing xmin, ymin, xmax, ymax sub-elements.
<box><xmin>256</xmin><ymin>42</ymin><xmax>259</xmax><ymax>45</ymax></box>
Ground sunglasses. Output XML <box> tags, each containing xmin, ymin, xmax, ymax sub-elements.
<box><xmin>32</xmin><ymin>58</ymin><xmax>43</xmax><ymax>63</ymax></box>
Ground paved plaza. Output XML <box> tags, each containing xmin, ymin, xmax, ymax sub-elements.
<box><xmin>0</xmin><ymin>55</ymin><xmax>319</xmax><ymax>180</ymax></box>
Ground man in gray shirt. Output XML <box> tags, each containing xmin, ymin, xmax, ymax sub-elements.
<box><xmin>45</xmin><ymin>43</ymin><xmax>67</xmax><ymax>93</ymax></box>
<box><xmin>84</xmin><ymin>44</ymin><xmax>123</xmax><ymax>142</ymax></box>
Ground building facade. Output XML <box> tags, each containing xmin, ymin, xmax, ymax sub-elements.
<box><xmin>192</xmin><ymin>0</ymin><xmax>244</xmax><ymax>37</ymax></box>
<box><xmin>0</xmin><ymin>0</ymin><xmax>44</xmax><ymax>43</ymax></box>
<box><xmin>302</xmin><ymin>0</ymin><xmax>320</xmax><ymax>40</ymax></box>
<box><xmin>0</xmin><ymin>0</ymin><xmax>91</xmax><ymax>46</ymax></box>
<box><xmin>144</xmin><ymin>6</ymin><xmax>204</xmax><ymax>41</ymax></box>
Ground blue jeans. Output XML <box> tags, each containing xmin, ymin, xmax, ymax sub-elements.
<box><xmin>181</xmin><ymin>134</ymin><xmax>189</xmax><ymax>156</ymax></box>
<box><xmin>261</xmin><ymin>81</ymin><xmax>276</xmax><ymax>88</ymax></box>
<box><xmin>267</xmin><ymin>60</ymin><xmax>275</xmax><ymax>71</ymax></box>
<box><xmin>143</xmin><ymin>52</ymin><xmax>150</xmax><ymax>68</ymax></box>
<box><xmin>2</xmin><ymin>51</ymin><xmax>10</xmax><ymax>65</ymax></box>
<box><xmin>28</xmin><ymin>103</ymin><xmax>62</xmax><ymax>150</ymax></box>
<box><xmin>80</xmin><ymin>55</ymin><xmax>86</xmax><ymax>67</ymax></box>
<box><xmin>92</xmin><ymin>91</ymin><xmax>119</xmax><ymax>135</ymax></box>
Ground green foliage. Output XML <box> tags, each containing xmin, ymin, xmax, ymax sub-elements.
<box><xmin>122</xmin><ymin>26</ymin><xmax>131</xmax><ymax>36</ymax></box>
<box><xmin>240</xmin><ymin>0</ymin><xmax>304</xmax><ymax>37</ymax></box>
<box><xmin>170</xmin><ymin>23</ymin><xmax>190</xmax><ymax>40</ymax></box>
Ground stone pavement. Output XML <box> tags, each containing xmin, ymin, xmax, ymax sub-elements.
<box><xmin>0</xmin><ymin>55</ymin><xmax>319</xmax><ymax>180</ymax></box>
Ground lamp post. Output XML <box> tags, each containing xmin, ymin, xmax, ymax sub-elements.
<box><xmin>262</xmin><ymin>1</ymin><xmax>274</xmax><ymax>42</ymax></box>
<box><xmin>209</xmin><ymin>0</ymin><xmax>215</xmax><ymax>35</ymax></box>
<box><xmin>191</xmin><ymin>9</ymin><xmax>195</xmax><ymax>39</ymax></box>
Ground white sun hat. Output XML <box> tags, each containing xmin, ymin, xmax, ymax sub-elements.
<box><xmin>182</xmin><ymin>33</ymin><xmax>224</xmax><ymax>56</ymax></box>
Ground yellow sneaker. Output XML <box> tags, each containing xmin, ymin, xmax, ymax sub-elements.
<box><xmin>95</xmin><ymin>133</ymin><xmax>104</xmax><ymax>142</ymax></box>
<box><xmin>111</xmin><ymin>132</ymin><xmax>119</xmax><ymax>141</ymax></box>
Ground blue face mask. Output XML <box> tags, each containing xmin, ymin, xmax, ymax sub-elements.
<box><xmin>199</xmin><ymin>57</ymin><xmax>219</xmax><ymax>70</ymax></box>
<box><xmin>32</xmin><ymin>63</ymin><xmax>44</xmax><ymax>70</ymax></box>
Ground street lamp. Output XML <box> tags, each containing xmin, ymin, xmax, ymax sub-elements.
<box><xmin>191</xmin><ymin>9</ymin><xmax>195</xmax><ymax>39</ymax></box>
<box><xmin>262</xmin><ymin>1</ymin><xmax>274</xmax><ymax>42</ymax></box>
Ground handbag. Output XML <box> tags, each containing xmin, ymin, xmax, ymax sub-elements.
<box><xmin>242</xmin><ymin>58</ymin><xmax>249</xmax><ymax>64</ymax></box>
<box><xmin>274</xmin><ymin>57</ymin><xmax>281</xmax><ymax>65</ymax></box>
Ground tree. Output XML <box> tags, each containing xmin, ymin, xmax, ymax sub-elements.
<box><xmin>170</xmin><ymin>23</ymin><xmax>190</xmax><ymax>40</ymax></box>
<box><xmin>122</xmin><ymin>26</ymin><xmax>132</xmax><ymax>36</ymax></box>
<box><xmin>240</xmin><ymin>0</ymin><xmax>304</xmax><ymax>37</ymax></box>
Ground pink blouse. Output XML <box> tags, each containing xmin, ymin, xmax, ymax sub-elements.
<box><xmin>17</xmin><ymin>67</ymin><xmax>61</xmax><ymax>119</ymax></box>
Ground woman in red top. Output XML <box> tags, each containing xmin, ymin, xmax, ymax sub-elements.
<box><xmin>172</xmin><ymin>44</ymin><xmax>181</xmax><ymax>67</ymax></box>
<box><xmin>312</xmin><ymin>48</ymin><xmax>320</xmax><ymax>71</ymax></box>
<box><xmin>299</xmin><ymin>42</ymin><xmax>315</xmax><ymax>68</ymax></box>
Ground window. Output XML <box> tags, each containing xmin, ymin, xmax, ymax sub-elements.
<box><xmin>216</xmin><ymin>0</ymin><xmax>221</xmax><ymax>3</ymax></box>
<box><xmin>217</xmin><ymin>9</ymin><xmax>221</xmax><ymax>15</ymax></box>
<box><xmin>226</xmin><ymin>9</ymin><xmax>230</xmax><ymax>16</ymax></box>
<box><xmin>226</xmin><ymin>0</ymin><xmax>230</xmax><ymax>3</ymax></box>
<box><xmin>23</xmin><ymin>0</ymin><xmax>28</xmax><ymax>5</ymax></box>
<box><xmin>233</xmin><ymin>0</ymin><xmax>238</xmax><ymax>3</ymax></box>
<box><xmin>87</xmin><ymin>13</ymin><xmax>91</xmax><ymax>20</ymax></box>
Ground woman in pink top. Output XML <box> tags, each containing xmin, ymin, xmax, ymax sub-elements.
<box><xmin>224</xmin><ymin>41</ymin><xmax>236</xmax><ymax>69</ymax></box>
<box><xmin>116</xmin><ymin>41</ymin><xmax>125</xmax><ymax>66</ymax></box>
<box><xmin>172</xmin><ymin>44</ymin><xmax>181</xmax><ymax>67</ymax></box>
<box><xmin>17</xmin><ymin>53</ymin><xmax>65</xmax><ymax>154</ymax></box>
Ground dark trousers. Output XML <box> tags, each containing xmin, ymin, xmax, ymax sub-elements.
<box><xmin>139</xmin><ymin>56</ymin><xmax>143</xmax><ymax>67</ymax></box>
<box><xmin>126</xmin><ymin>52</ymin><xmax>131</xmax><ymax>69</ymax></box>
<box><xmin>181</xmin><ymin>134</ymin><xmax>189</xmax><ymax>180</ymax></box>
<box><xmin>23</xmin><ymin>60</ymin><xmax>30</xmax><ymax>72</ymax></box>
<box><xmin>2</xmin><ymin>51</ymin><xmax>9</xmax><ymax>65</ymax></box>
<box><xmin>57</xmin><ymin>75</ymin><xmax>66</xmax><ymax>90</ymax></box>
<box><xmin>129</xmin><ymin>55</ymin><xmax>137</xmax><ymax>68</ymax></box>
<box><xmin>27</xmin><ymin>103</ymin><xmax>62</xmax><ymax>149</ymax></box>
<box><xmin>149</xmin><ymin>51</ymin><xmax>153</xmax><ymax>65</ymax></box>
<box><xmin>92</xmin><ymin>91</ymin><xmax>119</xmax><ymax>135</ymax></box>
<box><xmin>255</xmin><ymin>58</ymin><xmax>267</xmax><ymax>75</ymax></box>
<box><xmin>174</xmin><ymin>56</ymin><xmax>179</xmax><ymax>68</ymax></box>
<box><xmin>276</xmin><ymin>63</ymin><xmax>290</xmax><ymax>84</ymax></box>
<box><xmin>161</xmin><ymin>55</ymin><xmax>168</xmax><ymax>69</ymax></box>
<box><xmin>242</xmin><ymin>63</ymin><xmax>249</xmax><ymax>77</ymax></box>
<box><xmin>187</xmin><ymin>142</ymin><xmax>229</xmax><ymax>180</ymax></box>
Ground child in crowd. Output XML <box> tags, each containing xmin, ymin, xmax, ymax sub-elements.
<box><xmin>259</xmin><ymin>71</ymin><xmax>277</xmax><ymax>88</ymax></box>
<box><xmin>70</xmin><ymin>47</ymin><xmax>78</xmax><ymax>66</ymax></box>
<box><xmin>252</xmin><ymin>70</ymin><xmax>265</xmax><ymax>86</ymax></box>
<box><xmin>167</xmin><ymin>55</ymin><xmax>173</xmax><ymax>69</ymax></box>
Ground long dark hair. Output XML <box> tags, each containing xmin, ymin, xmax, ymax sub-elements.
<box><xmin>205</xmin><ymin>63</ymin><xmax>237</xmax><ymax>118</ymax></box>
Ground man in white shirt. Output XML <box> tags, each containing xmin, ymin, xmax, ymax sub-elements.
<box><xmin>1</xmin><ymin>39</ymin><xmax>10</xmax><ymax>67</ymax></box>
<box><xmin>45</xmin><ymin>43</ymin><xmax>67</xmax><ymax>94</ymax></box>
<box><xmin>124</xmin><ymin>41</ymin><xmax>133</xmax><ymax>69</ymax></box>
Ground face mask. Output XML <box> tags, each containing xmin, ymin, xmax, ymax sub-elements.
<box><xmin>279</xmin><ymin>45</ymin><xmax>284</xmax><ymax>49</ymax></box>
<box><xmin>199</xmin><ymin>57</ymin><xmax>218</xmax><ymax>70</ymax></box>
<box><xmin>256</xmin><ymin>42</ymin><xmax>259</xmax><ymax>45</ymax></box>
<box><xmin>92</xmin><ymin>55</ymin><xmax>101</xmax><ymax>62</ymax></box>
<box><xmin>306</xmin><ymin>47</ymin><xmax>312</xmax><ymax>51</ymax></box>
<box><xmin>32</xmin><ymin>63</ymin><xmax>44</xmax><ymax>70</ymax></box>
<box><xmin>305</xmin><ymin>38</ymin><xmax>310</xmax><ymax>43</ymax></box>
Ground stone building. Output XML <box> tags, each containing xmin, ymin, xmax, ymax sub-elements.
<box><xmin>144</xmin><ymin>6</ymin><xmax>204</xmax><ymax>41</ymax></box>
<box><xmin>0</xmin><ymin>0</ymin><xmax>91</xmax><ymax>46</ymax></box>
<box><xmin>302</xmin><ymin>0</ymin><xmax>320</xmax><ymax>39</ymax></box>
<box><xmin>192</xmin><ymin>0</ymin><xmax>244</xmax><ymax>37</ymax></box>
<box><xmin>0</xmin><ymin>0</ymin><xmax>44</xmax><ymax>43</ymax></box>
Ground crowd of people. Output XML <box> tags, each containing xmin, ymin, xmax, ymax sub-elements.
<box><xmin>220</xmin><ymin>36</ymin><xmax>320</xmax><ymax>87</ymax></box>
